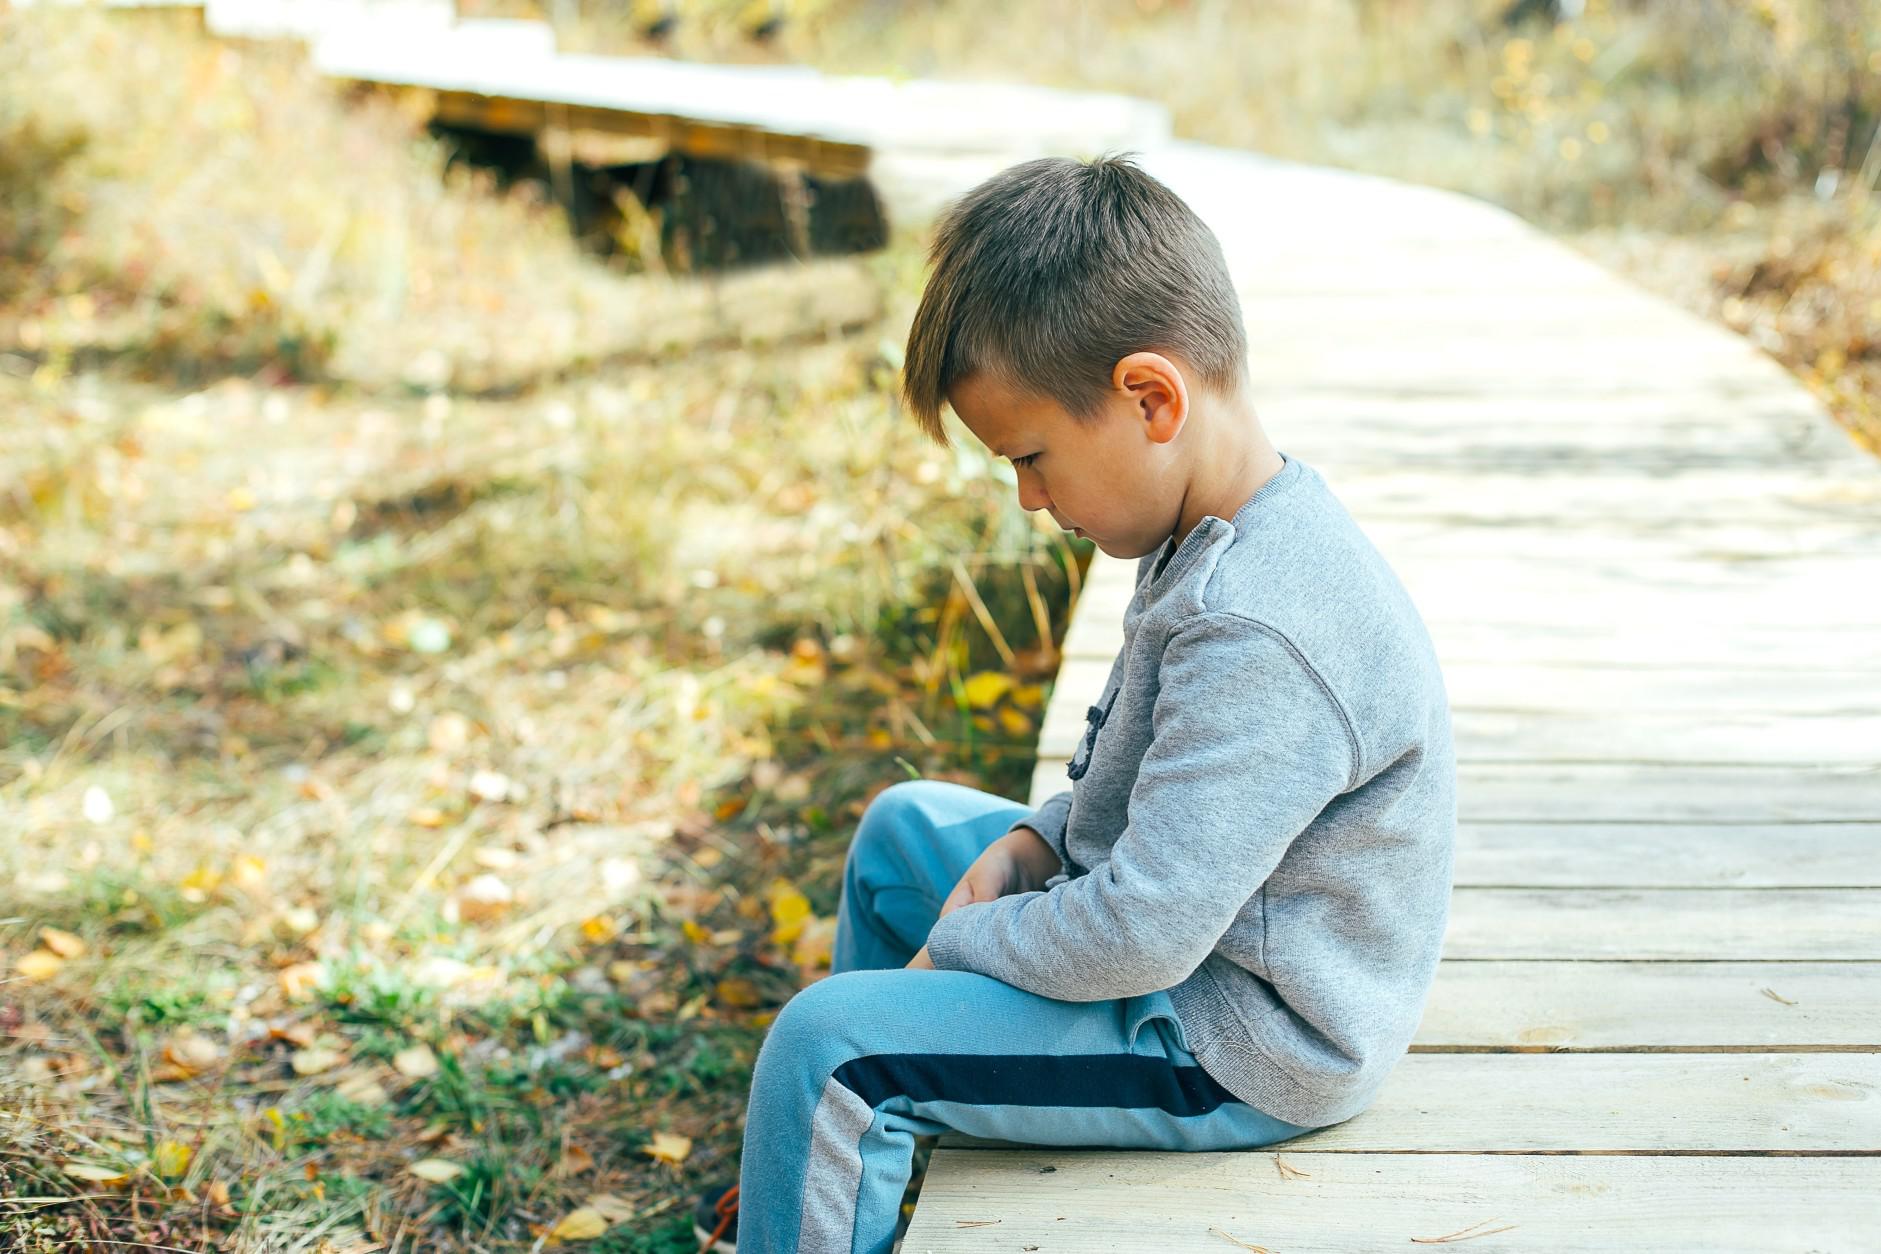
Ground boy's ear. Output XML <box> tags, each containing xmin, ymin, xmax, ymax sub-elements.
<box><xmin>1113</xmin><ymin>352</ymin><xmax>1188</xmax><ymax>446</ymax></box>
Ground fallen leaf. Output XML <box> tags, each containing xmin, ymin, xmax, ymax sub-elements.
<box><xmin>643</xmin><ymin>1131</ymin><xmax>691</xmax><ymax>1164</ymax></box>
<box><xmin>15</xmin><ymin>950</ymin><xmax>63</xmax><ymax>980</ymax></box>
<box><xmin>393</xmin><ymin>1044</ymin><xmax>439</xmax><ymax>1079</ymax></box>
<box><xmin>467</xmin><ymin>769</ymin><xmax>512</xmax><ymax>803</ymax></box>
<box><xmin>408</xmin><ymin>1158</ymin><xmax>464</xmax><ymax>1183</ymax></box>
<box><xmin>64</xmin><ymin>1162</ymin><xmax>129</xmax><ymax>1184</ymax></box>
<box><xmin>548</xmin><ymin>1208</ymin><xmax>610</xmax><ymax>1241</ymax></box>
<box><xmin>153</xmin><ymin>1140</ymin><xmax>192</xmax><ymax>1179</ymax></box>
<box><xmin>290</xmin><ymin>1046</ymin><xmax>345</xmax><ymax>1076</ymax></box>
<box><xmin>767</xmin><ymin>879</ymin><xmax>813</xmax><ymax>945</ymax></box>
<box><xmin>409</xmin><ymin>806</ymin><xmax>449</xmax><ymax>829</ymax></box>
<box><xmin>961</xmin><ymin>671</ymin><xmax>1013</xmax><ymax>710</ymax></box>
<box><xmin>791</xmin><ymin>916</ymin><xmax>838</xmax><ymax>973</ymax></box>
<box><xmin>579</xmin><ymin>915</ymin><xmax>619</xmax><ymax>944</ymax></box>
<box><xmin>427</xmin><ymin>712</ymin><xmax>471</xmax><ymax>753</ymax></box>
<box><xmin>714</xmin><ymin>977</ymin><xmax>762</xmax><ymax>1009</ymax></box>
<box><xmin>269</xmin><ymin>1021</ymin><xmax>317</xmax><ymax>1048</ymax></box>
<box><xmin>555</xmin><ymin>1144</ymin><xmax>595</xmax><ymax>1177</ymax></box>
<box><xmin>177</xmin><ymin>864</ymin><xmax>222</xmax><ymax>902</ymax></box>
<box><xmin>162</xmin><ymin>1031</ymin><xmax>223</xmax><ymax>1074</ymax></box>
<box><xmin>334</xmin><ymin>1072</ymin><xmax>389</xmax><ymax>1107</ymax></box>
<box><xmin>587</xmin><ymin>1193</ymin><xmax>636</xmax><ymax>1222</ymax></box>
<box><xmin>278</xmin><ymin>961</ymin><xmax>325</xmax><ymax>1000</ymax></box>
<box><xmin>39</xmin><ymin>927</ymin><xmax>86</xmax><ymax>958</ymax></box>
<box><xmin>454</xmin><ymin>873</ymin><xmax>513</xmax><ymax>922</ymax></box>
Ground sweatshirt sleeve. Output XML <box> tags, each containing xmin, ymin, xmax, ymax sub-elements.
<box><xmin>923</xmin><ymin>613</ymin><xmax>1359</xmax><ymax>1000</ymax></box>
<box><xmin>1007</xmin><ymin>789</ymin><xmax>1073</xmax><ymax>871</ymax></box>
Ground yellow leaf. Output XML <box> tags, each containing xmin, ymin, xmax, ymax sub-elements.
<box><xmin>178</xmin><ymin>864</ymin><xmax>222</xmax><ymax>902</ymax></box>
<box><xmin>766</xmin><ymin>879</ymin><xmax>813</xmax><ymax>945</ymax></box>
<box><xmin>579</xmin><ymin>915</ymin><xmax>619</xmax><ymax>944</ymax></box>
<box><xmin>262</xmin><ymin>1106</ymin><xmax>287</xmax><ymax>1150</ymax></box>
<box><xmin>642</xmin><ymin>1131</ymin><xmax>692</xmax><ymax>1164</ymax></box>
<box><xmin>714</xmin><ymin>977</ymin><xmax>761</xmax><ymax>1008</ymax></box>
<box><xmin>680</xmin><ymin>919</ymin><xmax>710</xmax><ymax>945</ymax></box>
<box><xmin>1010</xmin><ymin>683</ymin><xmax>1046</xmax><ymax>710</ymax></box>
<box><xmin>15</xmin><ymin>950</ymin><xmax>63</xmax><ymax>980</ymax></box>
<box><xmin>961</xmin><ymin>671</ymin><xmax>1013</xmax><ymax>710</ymax></box>
<box><xmin>153</xmin><ymin>1139</ymin><xmax>192</xmax><ymax>1179</ymax></box>
<box><xmin>64</xmin><ymin>1162</ymin><xmax>129</xmax><ymax>1184</ymax></box>
<box><xmin>409</xmin><ymin>1158</ymin><xmax>464</xmax><ymax>1183</ymax></box>
<box><xmin>229</xmin><ymin>854</ymin><xmax>268</xmax><ymax>892</ymax></box>
<box><xmin>393</xmin><ymin>1044</ymin><xmax>439</xmax><ymax>1079</ymax></box>
<box><xmin>39</xmin><ymin>927</ymin><xmax>85</xmax><ymax>958</ymax></box>
<box><xmin>791</xmin><ymin>915</ymin><xmax>838</xmax><ymax>973</ymax></box>
<box><xmin>996</xmin><ymin>706</ymin><xmax>1032</xmax><ymax>736</ymax></box>
<box><xmin>549</xmin><ymin>1208</ymin><xmax>610</xmax><ymax>1242</ymax></box>
<box><xmin>555</xmin><ymin>1144</ymin><xmax>595</xmax><ymax>1177</ymax></box>
<box><xmin>409</xmin><ymin>806</ymin><xmax>448</xmax><ymax>829</ymax></box>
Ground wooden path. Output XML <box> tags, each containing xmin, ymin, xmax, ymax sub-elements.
<box><xmin>902</xmin><ymin>144</ymin><xmax>1881</xmax><ymax>1250</ymax></box>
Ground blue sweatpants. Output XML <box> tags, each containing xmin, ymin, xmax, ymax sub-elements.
<box><xmin>734</xmin><ymin>778</ymin><xmax>1318</xmax><ymax>1253</ymax></box>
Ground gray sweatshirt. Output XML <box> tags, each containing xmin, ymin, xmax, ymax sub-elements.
<box><xmin>924</xmin><ymin>450</ymin><xmax>1457</xmax><ymax>1128</ymax></box>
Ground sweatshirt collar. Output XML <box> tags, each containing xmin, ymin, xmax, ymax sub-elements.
<box><xmin>1142</xmin><ymin>450</ymin><xmax>1302</xmax><ymax>597</ymax></box>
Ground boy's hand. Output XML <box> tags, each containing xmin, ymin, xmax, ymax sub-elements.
<box><xmin>906</xmin><ymin>945</ymin><xmax>935</xmax><ymax>970</ymax></box>
<box><xmin>937</xmin><ymin>825</ymin><xmax>1061</xmax><ymax>920</ymax></box>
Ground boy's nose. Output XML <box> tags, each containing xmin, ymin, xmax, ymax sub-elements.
<box><xmin>1016</xmin><ymin>476</ymin><xmax>1051</xmax><ymax>514</ymax></box>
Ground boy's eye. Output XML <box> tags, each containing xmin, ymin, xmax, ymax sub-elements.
<box><xmin>1012</xmin><ymin>453</ymin><xmax>1039</xmax><ymax>468</ymax></box>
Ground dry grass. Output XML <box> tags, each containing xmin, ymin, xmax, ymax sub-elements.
<box><xmin>5</xmin><ymin>0</ymin><xmax>1878</xmax><ymax>1246</ymax></box>
<box><xmin>0</xmin><ymin>12</ymin><xmax>1082</xmax><ymax>1249</ymax></box>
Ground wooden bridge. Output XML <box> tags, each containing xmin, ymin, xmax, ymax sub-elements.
<box><xmin>39</xmin><ymin>4</ymin><xmax>1878</xmax><ymax>1242</ymax></box>
<box><xmin>903</xmin><ymin>146</ymin><xmax>1881</xmax><ymax>1249</ymax></box>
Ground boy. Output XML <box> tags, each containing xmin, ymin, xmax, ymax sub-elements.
<box><xmin>693</xmin><ymin>152</ymin><xmax>1457</xmax><ymax>1253</ymax></box>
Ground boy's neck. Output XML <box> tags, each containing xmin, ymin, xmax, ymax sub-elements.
<box><xmin>1165</xmin><ymin>392</ymin><xmax>1283</xmax><ymax>554</ymax></box>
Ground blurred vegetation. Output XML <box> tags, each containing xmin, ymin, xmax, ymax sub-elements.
<box><xmin>533</xmin><ymin>0</ymin><xmax>1881</xmax><ymax>451</ymax></box>
<box><xmin>1</xmin><ymin>8</ymin><xmax>1080</xmax><ymax>1249</ymax></box>
<box><xmin>3</xmin><ymin>0</ymin><xmax>1878</xmax><ymax>1248</ymax></box>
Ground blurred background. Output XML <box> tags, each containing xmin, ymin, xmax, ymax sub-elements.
<box><xmin>1</xmin><ymin>1</ymin><xmax>1876</xmax><ymax>1248</ymax></box>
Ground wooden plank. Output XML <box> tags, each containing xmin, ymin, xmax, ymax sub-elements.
<box><xmin>1453</xmin><ymin>823</ymin><xmax>1881</xmax><ymax>888</ymax></box>
<box><xmin>904</xmin><ymin>1150</ymin><xmax>1881</xmax><ymax>1253</ymax></box>
<box><xmin>1029</xmin><ymin>760</ymin><xmax>1881</xmax><ymax>820</ymax></box>
<box><xmin>1443</xmin><ymin>889</ymin><xmax>1881</xmax><ymax>961</ymax></box>
<box><xmin>1415</xmin><ymin>961</ymin><xmax>1881</xmax><ymax>1050</ymax></box>
<box><xmin>1451</xmin><ymin>764</ymin><xmax>1881</xmax><ymax>823</ymax></box>
<box><xmin>934</xmin><ymin>1053</ymin><xmax>1881</xmax><ymax>1153</ymax></box>
<box><xmin>1446</xmin><ymin>710</ymin><xmax>1881</xmax><ymax>766</ymax></box>
<box><xmin>1410</xmin><ymin>663</ymin><xmax>1878</xmax><ymax>716</ymax></box>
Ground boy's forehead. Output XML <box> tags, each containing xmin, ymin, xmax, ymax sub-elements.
<box><xmin>947</xmin><ymin>373</ymin><xmax>1060</xmax><ymax>446</ymax></box>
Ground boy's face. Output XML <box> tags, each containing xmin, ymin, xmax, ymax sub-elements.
<box><xmin>945</xmin><ymin>359</ymin><xmax>1186</xmax><ymax>561</ymax></box>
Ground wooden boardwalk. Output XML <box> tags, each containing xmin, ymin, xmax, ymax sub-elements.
<box><xmin>903</xmin><ymin>144</ymin><xmax>1881</xmax><ymax>1250</ymax></box>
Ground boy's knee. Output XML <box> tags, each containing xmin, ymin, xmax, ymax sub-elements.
<box><xmin>850</xmin><ymin>779</ymin><xmax>937</xmax><ymax>862</ymax></box>
<box><xmin>758</xmin><ymin>973</ymin><xmax>865</xmax><ymax>1072</ymax></box>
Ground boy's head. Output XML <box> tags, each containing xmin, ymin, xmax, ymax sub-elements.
<box><xmin>901</xmin><ymin>152</ymin><xmax>1254</xmax><ymax>560</ymax></box>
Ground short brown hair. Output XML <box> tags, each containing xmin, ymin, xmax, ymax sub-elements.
<box><xmin>900</xmin><ymin>151</ymin><xmax>1249</xmax><ymax>447</ymax></box>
